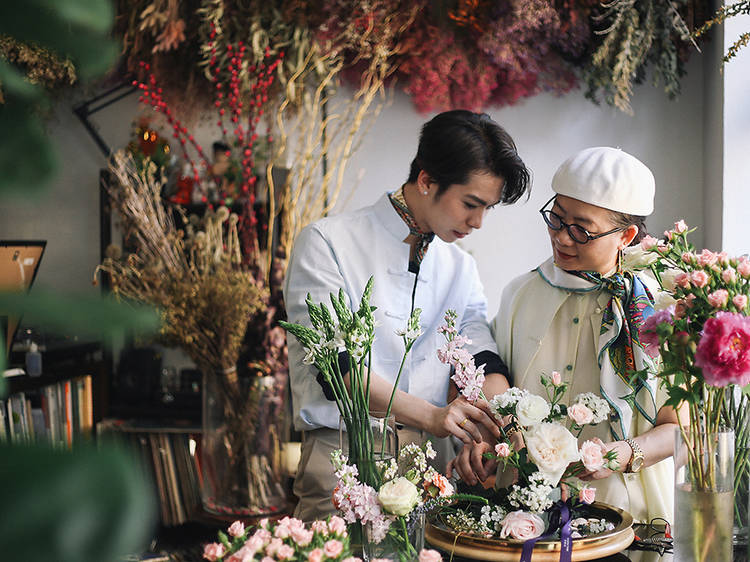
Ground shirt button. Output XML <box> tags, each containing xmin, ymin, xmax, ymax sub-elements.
<box><xmin>595</xmin><ymin>307</ymin><xmax>602</xmax><ymax>314</ymax></box>
<box><xmin>566</xmin><ymin>365</ymin><xmax>573</xmax><ymax>371</ymax></box>
<box><xmin>573</xmin><ymin>317</ymin><xmax>579</xmax><ymax>324</ymax></box>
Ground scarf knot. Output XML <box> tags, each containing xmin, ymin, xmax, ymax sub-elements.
<box><xmin>389</xmin><ymin>186</ymin><xmax>434</xmax><ymax>269</ymax></box>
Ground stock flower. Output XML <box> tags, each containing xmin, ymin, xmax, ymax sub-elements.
<box><xmin>378</xmin><ymin>476</ymin><xmax>421</xmax><ymax>516</ymax></box>
<box><xmin>695</xmin><ymin>312</ymin><xmax>750</xmax><ymax>387</ymax></box>
<box><xmin>523</xmin><ymin>423</ymin><xmax>580</xmax><ymax>484</ymax></box>
<box><xmin>499</xmin><ymin>511</ymin><xmax>545</xmax><ymax>540</ymax></box>
<box><xmin>708</xmin><ymin>289</ymin><xmax>729</xmax><ymax>308</ymax></box>
<box><xmin>515</xmin><ymin>393</ymin><xmax>551</xmax><ymax>426</ymax></box>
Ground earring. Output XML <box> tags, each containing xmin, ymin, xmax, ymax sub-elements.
<box><xmin>617</xmin><ymin>247</ymin><xmax>624</xmax><ymax>273</ymax></box>
<box><xmin>422</xmin><ymin>190</ymin><xmax>428</xmax><ymax>195</ymax></box>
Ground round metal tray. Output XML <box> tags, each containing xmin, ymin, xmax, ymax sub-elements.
<box><xmin>425</xmin><ymin>502</ymin><xmax>634</xmax><ymax>561</ymax></box>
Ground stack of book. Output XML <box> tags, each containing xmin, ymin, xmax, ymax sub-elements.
<box><xmin>1</xmin><ymin>375</ymin><xmax>93</xmax><ymax>447</ymax></box>
<box><xmin>97</xmin><ymin>419</ymin><xmax>202</xmax><ymax>526</ymax></box>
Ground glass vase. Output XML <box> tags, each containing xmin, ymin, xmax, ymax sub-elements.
<box><xmin>201</xmin><ymin>371</ymin><xmax>286</xmax><ymax>516</ymax></box>
<box><xmin>363</xmin><ymin>512</ymin><xmax>425</xmax><ymax>562</ymax></box>
<box><xmin>339</xmin><ymin>411</ymin><xmax>398</xmax><ymax>488</ymax></box>
<box><xmin>674</xmin><ymin>427</ymin><xmax>735</xmax><ymax>562</ymax></box>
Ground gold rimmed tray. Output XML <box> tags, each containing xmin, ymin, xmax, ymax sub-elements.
<box><xmin>425</xmin><ymin>502</ymin><xmax>634</xmax><ymax>561</ymax></box>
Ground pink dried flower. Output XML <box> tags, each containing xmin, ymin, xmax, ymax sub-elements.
<box><xmin>708</xmin><ymin>289</ymin><xmax>729</xmax><ymax>309</ymax></box>
<box><xmin>695</xmin><ymin>312</ymin><xmax>750</xmax><ymax>387</ymax></box>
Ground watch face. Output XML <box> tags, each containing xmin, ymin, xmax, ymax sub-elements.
<box><xmin>631</xmin><ymin>456</ymin><xmax>644</xmax><ymax>472</ymax></box>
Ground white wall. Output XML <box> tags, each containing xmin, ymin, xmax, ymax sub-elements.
<box><xmin>0</xmin><ymin>53</ymin><xmax>708</xmax><ymax>318</ymax></box>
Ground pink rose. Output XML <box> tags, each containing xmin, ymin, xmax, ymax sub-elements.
<box><xmin>227</xmin><ymin>545</ymin><xmax>258</xmax><ymax>562</ymax></box>
<box><xmin>274</xmin><ymin>524</ymin><xmax>291</xmax><ymax>539</ymax></box>
<box><xmin>579</xmin><ymin>486</ymin><xmax>597</xmax><ymax>504</ymax></box>
<box><xmin>579</xmin><ymin>440</ymin><xmax>605</xmax><ymax>471</ymax></box>
<box><xmin>203</xmin><ymin>543</ymin><xmax>226</xmax><ymax>561</ymax></box>
<box><xmin>259</xmin><ymin>518</ymin><xmax>269</xmax><ymax>529</ymax></box>
<box><xmin>734</xmin><ymin>295</ymin><xmax>748</xmax><ymax>311</ymax></box>
<box><xmin>328</xmin><ymin>516</ymin><xmax>348</xmax><ymax>536</ymax></box>
<box><xmin>675</xmin><ymin>272</ymin><xmax>691</xmax><ymax>289</ymax></box>
<box><xmin>640</xmin><ymin>235</ymin><xmax>659</xmax><ymax>250</ymax></box>
<box><xmin>419</xmin><ymin>549</ymin><xmax>443</xmax><ymax>562</ymax></box>
<box><xmin>254</xmin><ymin>529</ymin><xmax>272</xmax><ymax>543</ymax></box>
<box><xmin>266</xmin><ymin>538</ymin><xmax>283</xmax><ymax>557</ymax></box>
<box><xmin>682</xmin><ymin>252</ymin><xmax>696</xmax><ymax>265</ymax></box>
<box><xmin>499</xmin><ymin>511</ymin><xmax>546</xmax><ymax>540</ymax></box>
<box><xmin>674</xmin><ymin>220</ymin><xmax>688</xmax><ymax>233</ymax></box>
<box><xmin>277</xmin><ymin>545</ymin><xmax>295</xmax><ymax>560</ymax></box>
<box><xmin>261</xmin><ymin>558</ymin><xmax>275</xmax><ymax>562</ymax></box>
<box><xmin>664</xmin><ymin>229</ymin><xmax>674</xmax><ymax>241</ymax></box>
<box><xmin>311</xmin><ymin>520</ymin><xmax>328</xmax><ymax>535</ymax></box>
<box><xmin>245</xmin><ymin>535</ymin><xmax>266</xmax><ymax>553</ymax></box>
<box><xmin>228</xmin><ymin>521</ymin><xmax>245</xmax><ymax>538</ymax></box>
<box><xmin>698</xmin><ymin>249</ymin><xmax>719</xmax><ymax>267</ymax></box>
<box><xmin>495</xmin><ymin>442</ymin><xmax>512</xmax><ymax>458</ymax></box>
<box><xmin>722</xmin><ymin>268</ymin><xmax>737</xmax><ymax>284</ymax></box>
<box><xmin>568</xmin><ymin>403</ymin><xmax>594</xmax><ymax>425</ymax></box>
<box><xmin>739</xmin><ymin>260</ymin><xmax>750</xmax><ymax>278</ymax></box>
<box><xmin>708</xmin><ymin>289</ymin><xmax>729</xmax><ymax>308</ymax></box>
<box><xmin>324</xmin><ymin>539</ymin><xmax>344</xmax><ymax>559</ymax></box>
<box><xmin>291</xmin><ymin>527</ymin><xmax>314</xmax><ymax>546</ymax></box>
<box><xmin>342</xmin><ymin>558</ymin><xmax>362</xmax><ymax>562</ymax></box>
<box><xmin>691</xmin><ymin>270</ymin><xmax>709</xmax><ymax>288</ymax></box>
<box><xmin>308</xmin><ymin>549</ymin><xmax>324</xmax><ymax>562</ymax></box>
<box><xmin>551</xmin><ymin>370</ymin><xmax>562</xmax><ymax>385</ymax></box>
<box><xmin>695</xmin><ymin>312</ymin><xmax>750</xmax><ymax>387</ymax></box>
<box><xmin>718</xmin><ymin>251</ymin><xmax>730</xmax><ymax>266</ymax></box>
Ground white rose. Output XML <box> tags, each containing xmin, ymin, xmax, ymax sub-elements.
<box><xmin>378</xmin><ymin>477</ymin><xmax>421</xmax><ymax>516</ymax></box>
<box><xmin>499</xmin><ymin>511</ymin><xmax>546</xmax><ymax>540</ymax></box>
<box><xmin>515</xmin><ymin>394</ymin><xmax>550</xmax><ymax>426</ymax></box>
<box><xmin>523</xmin><ymin>423</ymin><xmax>580</xmax><ymax>485</ymax></box>
<box><xmin>653</xmin><ymin>291</ymin><xmax>678</xmax><ymax>311</ymax></box>
<box><xmin>621</xmin><ymin>246</ymin><xmax>658</xmax><ymax>271</ymax></box>
<box><xmin>659</xmin><ymin>268</ymin><xmax>683</xmax><ymax>293</ymax></box>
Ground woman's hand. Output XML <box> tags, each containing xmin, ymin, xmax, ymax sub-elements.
<box><xmin>429</xmin><ymin>395</ymin><xmax>502</xmax><ymax>444</ymax></box>
<box><xmin>447</xmin><ymin>441</ymin><xmax>497</xmax><ymax>485</ymax></box>
<box><xmin>577</xmin><ymin>438</ymin><xmax>631</xmax><ymax>481</ymax></box>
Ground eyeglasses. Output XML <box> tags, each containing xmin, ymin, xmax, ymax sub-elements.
<box><xmin>539</xmin><ymin>196</ymin><xmax>627</xmax><ymax>244</ymax></box>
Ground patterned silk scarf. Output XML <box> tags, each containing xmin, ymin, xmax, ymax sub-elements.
<box><xmin>572</xmin><ymin>269</ymin><xmax>657</xmax><ymax>439</ymax></box>
<box><xmin>388</xmin><ymin>186</ymin><xmax>435</xmax><ymax>269</ymax></box>
<box><xmin>538</xmin><ymin>260</ymin><xmax>658</xmax><ymax>439</ymax></box>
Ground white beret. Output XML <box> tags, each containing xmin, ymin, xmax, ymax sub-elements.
<box><xmin>551</xmin><ymin>147</ymin><xmax>655</xmax><ymax>216</ymax></box>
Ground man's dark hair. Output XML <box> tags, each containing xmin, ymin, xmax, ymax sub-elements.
<box><xmin>407</xmin><ymin>110</ymin><xmax>531</xmax><ymax>204</ymax></box>
<box><xmin>212</xmin><ymin>140</ymin><xmax>231</xmax><ymax>155</ymax></box>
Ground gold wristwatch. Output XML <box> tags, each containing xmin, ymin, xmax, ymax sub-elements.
<box><xmin>624</xmin><ymin>438</ymin><xmax>644</xmax><ymax>473</ymax></box>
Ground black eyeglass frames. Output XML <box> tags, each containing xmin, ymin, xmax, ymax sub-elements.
<box><xmin>539</xmin><ymin>196</ymin><xmax>627</xmax><ymax>245</ymax></box>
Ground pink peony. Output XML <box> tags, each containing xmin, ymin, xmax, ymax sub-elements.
<box><xmin>698</xmin><ymin>249</ymin><xmax>719</xmax><ymax>267</ymax></box>
<box><xmin>734</xmin><ymin>295</ymin><xmax>748</xmax><ymax>311</ymax></box>
<box><xmin>568</xmin><ymin>403</ymin><xmax>594</xmax><ymax>425</ymax></box>
<box><xmin>579</xmin><ymin>486</ymin><xmax>597</xmax><ymax>504</ymax></box>
<box><xmin>419</xmin><ymin>549</ymin><xmax>443</xmax><ymax>562</ymax></box>
<box><xmin>708</xmin><ymin>289</ymin><xmax>729</xmax><ymax>308</ymax></box>
<box><xmin>675</xmin><ymin>272</ymin><xmax>691</xmax><ymax>289</ymax></box>
<box><xmin>308</xmin><ymin>548</ymin><xmax>324</xmax><ymax>562</ymax></box>
<box><xmin>228</xmin><ymin>521</ymin><xmax>245</xmax><ymax>538</ymax></box>
<box><xmin>499</xmin><ymin>511</ymin><xmax>546</xmax><ymax>540</ymax></box>
<box><xmin>739</xmin><ymin>259</ymin><xmax>750</xmax><ymax>278</ymax></box>
<box><xmin>495</xmin><ymin>442</ymin><xmax>512</xmax><ymax>457</ymax></box>
<box><xmin>551</xmin><ymin>370</ymin><xmax>562</xmax><ymax>385</ymax></box>
<box><xmin>203</xmin><ymin>543</ymin><xmax>226</xmax><ymax>561</ymax></box>
<box><xmin>691</xmin><ymin>270</ymin><xmax>709</xmax><ymax>288</ymax></box>
<box><xmin>674</xmin><ymin>220</ymin><xmax>688</xmax><ymax>233</ymax></box>
<box><xmin>695</xmin><ymin>312</ymin><xmax>750</xmax><ymax>387</ymax></box>
<box><xmin>324</xmin><ymin>539</ymin><xmax>344</xmax><ymax>559</ymax></box>
<box><xmin>722</xmin><ymin>268</ymin><xmax>737</xmax><ymax>284</ymax></box>
<box><xmin>579</xmin><ymin>440</ymin><xmax>605</xmax><ymax>471</ymax></box>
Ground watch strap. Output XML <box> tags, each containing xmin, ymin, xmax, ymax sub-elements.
<box><xmin>624</xmin><ymin>438</ymin><xmax>644</xmax><ymax>473</ymax></box>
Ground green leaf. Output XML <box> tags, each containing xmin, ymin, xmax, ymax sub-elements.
<box><xmin>0</xmin><ymin>291</ymin><xmax>159</xmax><ymax>339</ymax></box>
<box><xmin>0</xmin><ymin>441</ymin><xmax>156</xmax><ymax>562</ymax></box>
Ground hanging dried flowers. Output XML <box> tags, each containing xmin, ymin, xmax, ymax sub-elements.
<box><xmin>0</xmin><ymin>35</ymin><xmax>76</xmax><ymax>103</ymax></box>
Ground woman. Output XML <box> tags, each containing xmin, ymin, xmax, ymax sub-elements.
<box><xmin>284</xmin><ymin>110</ymin><xmax>531</xmax><ymax>520</ymax></box>
<box><xmin>450</xmin><ymin>147</ymin><xmax>680</xmax><ymax>524</ymax></box>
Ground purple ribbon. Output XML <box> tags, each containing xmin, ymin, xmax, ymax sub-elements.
<box><xmin>520</xmin><ymin>500</ymin><xmax>573</xmax><ymax>562</ymax></box>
